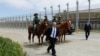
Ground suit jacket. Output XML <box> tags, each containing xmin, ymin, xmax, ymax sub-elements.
<box><xmin>44</xmin><ymin>26</ymin><xmax>59</xmax><ymax>38</ymax></box>
<box><xmin>84</xmin><ymin>24</ymin><xmax>91</xmax><ymax>32</ymax></box>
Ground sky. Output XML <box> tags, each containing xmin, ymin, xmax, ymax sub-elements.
<box><xmin>0</xmin><ymin>0</ymin><xmax>100</xmax><ymax>18</ymax></box>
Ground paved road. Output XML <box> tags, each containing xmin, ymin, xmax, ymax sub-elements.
<box><xmin>0</xmin><ymin>28</ymin><xmax>100</xmax><ymax>56</ymax></box>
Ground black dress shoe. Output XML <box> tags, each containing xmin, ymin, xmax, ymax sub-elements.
<box><xmin>47</xmin><ymin>50</ymin><xmax>49</xmax><ymax>53</ymax></box>
<box><xmin>52</xmin><ymin>54</ymin><xmax>56</xmax><ymax>56</ymax></box>
<box><xmin>52</xmin><ymin>53</ymin><xmax>56</xmax><ymax>56</ymax></box>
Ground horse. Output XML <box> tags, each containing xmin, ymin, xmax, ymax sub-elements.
<box><xmin>57</xmin><ymin>20</ymin><xmax>71</xmax><ymax>43</ymax></box>
<box><xmin>28</xmin><ymin>21</ymin><xmax>48</xmax><ymax>45</ymax></box>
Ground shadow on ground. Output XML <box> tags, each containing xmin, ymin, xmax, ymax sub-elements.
<box><xmin>23</xmin><ymin>40</ymin><xmax>72</xmax><ymax>49</ymax></box>
<box><xmin>23</xmin><ymin>42</ymin><xmax>49</xmax><ymax>49</ymax></box>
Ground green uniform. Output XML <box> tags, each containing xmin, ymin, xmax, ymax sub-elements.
<box><xmin>43</xmin><ymin>18</ymin><xmax>48</xmax><ymax>22</ymax></box>
<box><xmin>33</xmin><ymin>17</ymin><xmax>40</xmax><ymax>33</ymax></box>
<box><xmin>52</xmin><ymin>18</ymin><xmax>57</xmax><ymax>22</ymax></box>
<box><xmin>57</xmin><ymin>18</ymin><xmax>61</xmax><ymax>24</ymax></box>
<box><xmin>33</xmin><ymin>18</ymin><xmax>40</xmax><ymax>25</ymax></box>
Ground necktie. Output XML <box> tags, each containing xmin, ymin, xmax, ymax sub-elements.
<box><xmin>53</xmin><ymin>28</ymin><xmax>55</xmax><ymax>38</ymax></box>
<box><xmin>50</xmin><ymin>27</ymin><xmax>56</xmax><ymax>38</ymax></box>
<box><xmin>53</xmin><ymin>27</ymin><xmax>56</xmax><ymax>38</ymax></box>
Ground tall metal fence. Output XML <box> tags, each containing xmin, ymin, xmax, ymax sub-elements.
<box><xmin>0</xmin><ymin>10</ymin><xmax>100</xmax><ymax>29</ymax></box>
<box><xmin>0</xmin><ymin>11</ymin><xmax>58</xmax><ymax>29</ymax></box>
<box><xmin>0</xmin><ymin>15</ymin><xmax>33</xmax><ymax>29</ymax></box>
<box><xmin>71</xmin><ymin>18</ymin><xmax>100</xmax><ymax>29</ymax></box>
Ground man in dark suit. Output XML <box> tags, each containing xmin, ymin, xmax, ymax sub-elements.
<box><xmin>42</xmin><ymin>22</ymin><xmax>59</xmax><ymax>56</ymax></box>
<box><xmin>84</xmin><ymin>22</ymin><xmax>91</xmax><ymax>40</ymax></box>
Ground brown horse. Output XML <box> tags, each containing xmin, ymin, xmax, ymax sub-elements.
<box><xmin>57</xmin><ymin>20</ymin><xmax>71</xmax><ymax>43</ymax></box>
<box><xmin>28</xmin><ymin>21</ymin><xmax>48</xmax><ymax>44</ymax></box>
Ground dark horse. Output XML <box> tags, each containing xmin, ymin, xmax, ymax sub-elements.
<box><xmin>57</xmin><ymin>20</ymin><xmax>71</xmax><ymax>43</ymax></box>
<box><xmin>28</xmin><ymin>21</ymin><xmax>48</xmax><ymax>44</ymax></box>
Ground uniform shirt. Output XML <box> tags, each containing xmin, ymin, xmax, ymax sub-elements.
<box><xmin>33</xmin><ymin>18</ymin><xmax>40</xmax><ymax>25</ymax></box>
<box><xmin>50</xmin><ymin>27</ymin><xmax>57</xmax><ymax>38</ymax></box>
<box><xmin>57</xmin><ymin>19</ymin><xmax>61</xmax><ymax>24</ymax></box>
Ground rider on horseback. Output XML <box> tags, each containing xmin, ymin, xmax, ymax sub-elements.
<box><xmin>52</xmin><ymin>16</ymin><xmax>57</xmax><ymax>22</ymax></box>
<box><xmin>57</xmin><ymin>16</ymin><xmax>62</xmax><ymax>24</ymax></box>
<box><xmin>33</xmin><ymin>13</ymin><xmax>40</xmax><ymax>33</ymax></box>
<box><xmin>43</xmin><ymin>16</ymin><xmax>49</xmax><ymax>22</ymax></box>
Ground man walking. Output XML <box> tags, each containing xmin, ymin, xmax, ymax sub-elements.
<box><xmin>84</xmin><ymin>22</ymin><xmax>91</xmax><ymax>40</ymax></box>
<box><xmin>42</xmin><ymin>22</ymin><xmax>59</xmax><ymax>56</ymax></box>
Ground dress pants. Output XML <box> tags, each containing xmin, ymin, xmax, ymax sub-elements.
<box><xmin>85</xmin><ymin>31</ymin><xmax>90</xmax><ymax>40</ymax></box>
<box><xmin>47</xmin><ymin>37</ymin><xmax>56</xmax><ymax>55</ymax></box>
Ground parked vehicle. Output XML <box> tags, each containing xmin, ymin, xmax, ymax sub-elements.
<box><xmin>66</xmin><ymin>24</ymin><xmax>75</xmax><ymax>35</ymax></box>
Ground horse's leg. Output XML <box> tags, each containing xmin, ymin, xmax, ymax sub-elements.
<box><xmin>32</xmin><ymin>33</ymin><xmax>35</xmax><ymax>43</ymax></box>
<box><xmin>41</xmin><ymin>35</ymin><xmax>44</xmax><ymax>45</ymax></box>
<box><xmin>61</xmin><ymin>35</ymin><xmax>63</xmax><ymax>43</ymax></box>
<box><xmin>37</xmin><ymin>35</ymin><xmax>41</xmax><ymax>45</ymax></box>
<box><xmin>58</xmin><ymin>36</ymin><xmax>61</xmax><ymax>43</ymax></box>
<box><xmin>57</xmin><ymin>36</ymin><xmax>60</xmax><ymax>43</ymax></box>
<box><xmin>62</xmin><ymin>34</ymin><xmax>64</xmax><ymax>42</ymax></box>
<box><xmin>64</xmin><ymin>34</ymin><xmax>66</xmax><ymax>42</ymax></box>
<box><xmin>45</xmin><ymin>35</ymin><xmax>48</xmax><ymax>41</ymax></box>
<box><xmin>28</xmin><ymin>32</ymin><xmax>31</xmax><ymax>43</ymax></box>
<box><xmin>59</xmin><ymin>35</ymin><xmax>61</xmax><ymax>43</ymax></box>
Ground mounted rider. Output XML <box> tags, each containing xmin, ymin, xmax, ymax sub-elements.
<box><xmin>52</xmin><ymin>16</ymin><xmax>57</xmax><ymax>22</ymax></box>
<box><xmin>43</xmin><ymin>16</ymin><xmax>49</xmax><ymax>22</ymax></box>
<box><xmin>33</xmin><ymin>13</ymin><xmax>40</xmax><ymax>32</ymax></box>
<box><xmin>57</xmin><ymin>16</ymin><xmax>62</xmax><ymax>24</ymax></box>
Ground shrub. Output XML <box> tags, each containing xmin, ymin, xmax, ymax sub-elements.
<box><xmin>0</xmin><ymin>36</ymin><xmax>26</xmax><ymax>56</ymax></box>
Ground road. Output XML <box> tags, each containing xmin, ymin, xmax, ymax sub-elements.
<box><xmin>0</xmin><ymin>28</ymin><xmax>100</xmax><ymax>56</ymax></box>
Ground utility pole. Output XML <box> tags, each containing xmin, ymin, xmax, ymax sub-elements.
<box><xmin>66</xmin><ymin>3</ymin><xmax>69</xmax><ymax>20</ymax></box>
<box><xmin>51</xmin><ymin>6</ymin><xmax>54</xmax><ymax>18</ymax></box>
<box><xmin>76</xmin><ymin>0</ymin><xmax>79</xmax><ymax>33</ymax></box>
<box><xmin>58</xmin><ymin>4</ymin><xmax>61</xmax><ymax>16</ymax></box>
<box><xmin>88</xmin><ymin>0</ymin><xmax>91</xmax><ymax>23</ymax></box>
<box><xmin>44</xmin><ymin>7</ymin><xmax>47</xmax><ymax>16</ymax></box>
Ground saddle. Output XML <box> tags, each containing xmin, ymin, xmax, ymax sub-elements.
<box><xmin>33</xmin><ymin>24</ymin><xmax>39</xmax><ymax>34</ymax></box>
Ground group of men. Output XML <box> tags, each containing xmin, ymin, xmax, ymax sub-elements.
<box><xmin>32</xmin><ymin>13</ymin><xmax>61</xmax><ymax>56</ymax></box>
<box><xmin>32</xmin><ymin>13</ymin><xmax>91</xmax><ymax>56</ymax></box>
<box><xmin>32</xmin><ymin>13</ymin><xmax>62</xmax><ymax>29</ymax></box>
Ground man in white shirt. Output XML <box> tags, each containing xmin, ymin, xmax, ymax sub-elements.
<box><xmin>43</xmin><ymin>22</ymin><xmax>59</xmax><ymax>56</ymax></box>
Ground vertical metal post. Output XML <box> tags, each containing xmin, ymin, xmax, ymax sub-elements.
<box><xmin>39</xmin><ymin>12</ymin><xmax>41</xmax><ymax>19</ymax></box>
<box><xmin>28</xmin><ymin>15</ymin><xmax>33</xmax><ymax>25</ymax></box>
<box><xmin>76</xmin><ymin>0</ymin><xmax>79</xmax><ymax>33</ymax></box>
<box><xmin>15</xmin><ymin>17</ymin><xmax>18</xmax><ymax>28</ymax></box>
<box><xmin>44</xmin><ymin>7</ymin><xmax>47</xmax><ymax>16</ymax></box>
<box><xmin>17</xmin><ymin>16</ymin><xmax>19</xmax><ymax>28</ymax></box>
<box><xmin>12</xmin><ymin>17</ymin><xmax>14</xmax><ymax>28</ymax></box>
<box><xmin>7</xmin><ymin>17</ymin><xmax>10</xmax><ymax>28</ymax></box>
<box><xmin>67</xmin><ymin>3</ymin><xmax>69</xmax><ymax>20</ymax></box>
<box><xmin>88</xmin><ymin>0</ymin><xmax>91</xmax><ymax>23</ymax></box>
<box><xmin>26</xmin><ymin>15</ymin><xmax>28</xmax><ymax>28</ymax></box>
<box><xmin>22</xmin><ymin>16</ymin><xmax>24</xmax><ymax>28</ymax></box>
<box><xmin>9</xmin><ymin>17</ymin><xmax>11</xmax><ymax>28</ymax></box>
<box><xmin>58</xmin><ymin>5</ymin><xmax>61</xmax><ymax>16</ymax></box>
<box><xmin>51</xmin><ymin>6</ymin><xmax>54</xmax><ymax>18</ymax></box>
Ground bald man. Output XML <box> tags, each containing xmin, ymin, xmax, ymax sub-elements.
<box><xmin>43</xmin><ymin>22</ymin><xmax>59</xmax><ymax>56</ymax></box>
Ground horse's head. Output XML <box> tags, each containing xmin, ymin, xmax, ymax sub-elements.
<box><xmin>64</xmin><ymin>20</ymin><xmax>71</xmax><ymax>30</ymax></box>
<box><xmin>40</xmin><ymin>21</ymin><xmax>48</xmax><ymax>28</ymax></box>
